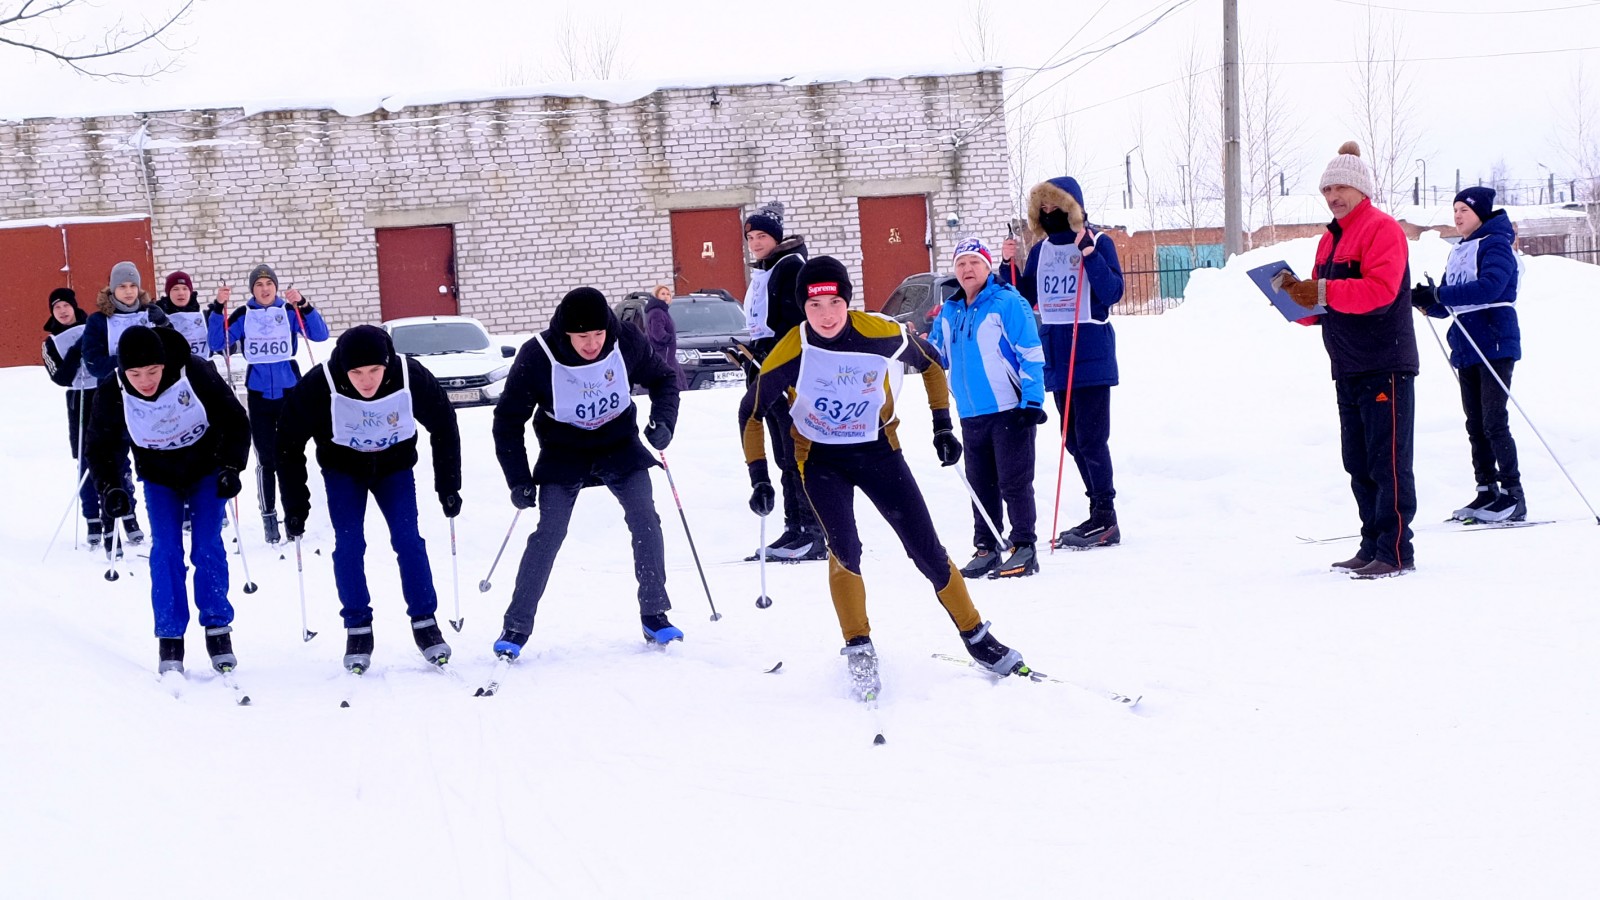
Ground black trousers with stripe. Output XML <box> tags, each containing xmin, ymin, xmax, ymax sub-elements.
<box><xmin>1335</xmin><ymin>372</ymin><xmax>1416</xmax><ymax>566</ymax></box>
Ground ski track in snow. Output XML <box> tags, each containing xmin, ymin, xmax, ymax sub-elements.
<box><xmin>2</xmin><ymin>234</ymin><xmax>1598</xmax><ymax>897</ymax></box>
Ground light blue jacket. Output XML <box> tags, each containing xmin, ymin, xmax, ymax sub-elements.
<box><xmin>928</xmin><ymin>276</ymin><xmax>1045</xmax><ymax>418</ymax></box>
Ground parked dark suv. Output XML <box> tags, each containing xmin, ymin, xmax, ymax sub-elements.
<box><xmin>880</xmin><ymin>272</ymin><xmax>959</xmax><ymax>337</ymax></box>
<box><xmin>616</xmin><ymin>291</ymin><xmax>750</xmax><ymax>390</ymax></box>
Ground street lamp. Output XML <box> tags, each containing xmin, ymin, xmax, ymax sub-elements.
<box><xmin>1536</xmin><ymin>161</ymin><xmax>1554</xmax><ymax>204</ymax></box>
<box><xmin>1124</xmin><ymin>145</ymin><xmax>1140</xmax><ymax>209</ymax></box>
<box><xmin>1416</xmin><ymin>158</ymin><xmax>1427</xmax><ymax>205</ymax></box>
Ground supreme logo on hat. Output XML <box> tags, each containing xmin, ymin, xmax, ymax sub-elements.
<box><xmin>807</xmin><ymin>282</ymin><xmax>840</xmax><ymax>297</ymax></box>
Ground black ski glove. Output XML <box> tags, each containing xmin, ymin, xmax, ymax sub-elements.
<box><xmin>644</xmin><ymin>420</ymin><xmax>672</xmax><ymax>451</ymax></box>
<box><xmin>284</xmin><ymin>513</ymin><xmax>306</xmax><ymax>540</ymax></box>
<box><xmin>1411</xmin><ymin>283</ymin><xmax>1435</xmax><ymax>308</ymax></box>
<box><xmin>440</xmin><ymin>491</ymin><xmax>462</xmax><ymax>518</ymax></box>
<box><xmin>509</xmin><ymin>483</ymin><xmax>537</xmax><ymax>510</ymax></box>
<box><xmin>1015</xmin><ymin>405</ymin><xmax>1048</xmax><ymax>427</ymax></box>
<box><xmin>933</xmin><ymin>429</ymin><xmax>962</xmax><ymax>467</ymax></box>
<box><xmin>749</xmin><ymin>482</ymin><xmax>775</xmax><ymax>517</ymax></box>
<box><xmin>1076</xmin><ymin>229</ymin><xmax>1097</xmax><ymax>253</ymax></box>
<box><xmin>207</xmin><ymin>301</ymin><xmax>225</xmax><ymax>317</ymax></box>
<box><xmin>216</xmin><ymin>467</ymin><xmax>242</xmax><ymax>500</ymax></box>
<box><xmin>102</xmin><ymin>487</ymin><xmax>132</xmax><ymax>520</ymax></box>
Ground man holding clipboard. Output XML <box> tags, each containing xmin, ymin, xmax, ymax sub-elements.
<box><xmin>1274</xmin><ymin>142</ymin><xmax>1420</xmax><ymax>579</ymax></box>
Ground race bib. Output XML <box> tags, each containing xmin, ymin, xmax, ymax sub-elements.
<box><xmin>1038</xmin><ymin>241</ymin><xmax>1090</xmax><ymax>325</ymax></box>
<box><xmin>243</xmin><ymin>305</ymin><xmax>294</xmax><ymax>364</ymax></box>
<box><xmin>168</xmin><ymin>310</ymin><xmax>210</xmax><ymax>357</ymax></box>
<box><xmin>1443</xmin><ymin>240</ymin><xmax>1479</xmax><ymax>287</ymax></box>
<box><xmin>50</xmin><ymin>325</ymin><xmax>98</xmax><ymax>390</ymax></box>
<box><xmin>537</xmin><ymin>335</ymin><xmax>633</xmax><ymax>430</ymax></box>
<box><xmin>105</xmin><ymin>310</ymin><xmax>152</xmax><ymax>356</ymax></box>
<box><xmin>123</xmin><ymin>372</ymin><xmax>210</xmax><ymax>451</ymax></box>
<box><xmin>327</xmin><ymin>359</ymin><xmax>417</xmax><ymax>452</ymax></box>
<box><xmin>745</xmin><ymin>267</ymin><xmax>774</xmax><ymax>340</ymax></box>
<box><xmin>791</xmin><ymin>324</ymin><xmax>904</xmax><ymax>445</ymax></box>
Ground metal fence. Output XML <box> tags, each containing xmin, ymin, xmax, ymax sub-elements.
<box><xmin>1115</xmin><ymin>251</ymin><xmax>1220</xmax><ymax>316</ymax></box>
<box><xmin>1529</xmin><ymin>247</ymin><xmax>1600</xmax><ymax>265</ymax></box>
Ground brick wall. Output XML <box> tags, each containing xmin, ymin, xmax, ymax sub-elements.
<box><xmin>0</xmin><ymin>73</ymin><xmax>1009</xmax><ymax>334</ymax></box>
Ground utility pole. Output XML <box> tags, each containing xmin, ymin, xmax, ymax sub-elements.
<box><xmin>1222</xmin><ymin>0</ymin><xmax>1243</xmax><ymax>258</ymax></box>
<box><xmin>1124</xmin><ymin>145</ymin><xmax>1140</xmax><ymax>212</ymax></box>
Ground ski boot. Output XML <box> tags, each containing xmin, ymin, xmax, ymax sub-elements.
<box><xmin>960</xmin><ymin>547</ymin><xmax>1000</xmax><ymax>578</ymax></box>
<box><xmin>641</xmin><ymin>613</ymin><xmax>684</xmax><ymax>645</ymax></box>
<box><xmin>204</xmin><ymin>625</ymin><xmax>237</xmax><ymax>672</ymax></box>
<box><xmin>1054</xmin><ymin>509</ymin><xmax>1120</xmax><ymax>550</ymax></box>
<box><xmin>262</xmin><ymin>511</ymin><xmax>281</xmax><ymax>545</ymax></box>
<box><xmin>344</xmin><ymin>626</ymin><xmax>374</xmax><ymax>673</ymax></box>
<box><xmin>493</xmin><ymin>628</ymin><xmax>530</xmax><ymax>661</ymax></box>
<box><xmin>86</xmin><ymin>518</ymin><xmax>104</xmax><ymax>549</ymax></box>
<box><xmin>992</xmin><ymin>543</ymin><xmax>1039</xmax><ymax>578</ymax></box>
<box><xmin>1451</xmin><ymin>485</ymin><xmax>1497</xmax><ymax>522</ymax></box>
<box><xmin>121</xmin><ymin>513</ymin><xmax>145</xmax><ymax>545</ymax></box>
<box><xmin>411</xmin><ymin>616</ymin><xmax>451</xmax><ymax>665</ymax></box>
<box><xmin>158</xmin><ymin>636</ymin><xmax>185</xmax><ymax>675</ymax></box>
<box><xmin>1471</xmin><ymin>486</ymin><xmax>1526</xmax><ymax>523</ymax></box>
<box><xmin>960</xmin><ymin>621</ymin><xmax>1026</xmax><ymax>677</ymax></box>
<box><xmin>841</xmin><ymin>636</ymin><xmax>881</xmax><ymax>700</ymax></box>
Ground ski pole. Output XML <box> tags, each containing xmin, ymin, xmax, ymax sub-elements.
<box><xmin>479</xmin><ymin>509</ymin><xmax>522</xmax><ymax>592</ymax></box>
<box><xmin>103</xmin><ymin>517</ymin><xmax>123</xmax><ymax>582</ymax></box>
<box><xmin>294</xmin><ymin>535</ymin><xmax>316</xmax><ymax>641</ymax></box>
<box><xmin>755</xmin><ymin>515</ymin><xmax>773</xmax><ymax>609</ymax></box>
<box><xmin>287</xmin><ymin>285</ymin><xmax>319</xmax><ymax>368</ymax></box>
<box><xmin>659</xmin><ymin>451</ymin><xmax>721</xmax><ymax>621</ymax></box>
<box><xmin>1444</xmin><ymin>304</ymin><xmax>1600</xmax><ymax>525</ymax></box>
<box><xmin>44</xmin><ymin>468</ymin><xmax>92</xmax><ymax>563</ymax></box>
<box><xmin>1417</xmin><ymin>275</ymin><xmax>1460</xmax><ymax>385</ymax></box>
<box><xmin>229</xmin><ymin>502</ymin><xmax>259</xmax><ymax>594</ymax></box>
<box><xmin>1048</xmin><ymin>256</ymin><xmax>1087</xmax><ymax>554</ymax></box>
<box><xmin>217</xmin><ymin>280</ymin><xmax>235</xmax><ymax>386</ymax></box>
<box><xmin>448</xmin><ymin>518</ymin><xmax>463</xmax><ymax>632</ymax></box>
<box><xmin>952</xmin><ymin>464</ymin><xmax>1013</xmax><ymax>554</ymax></box>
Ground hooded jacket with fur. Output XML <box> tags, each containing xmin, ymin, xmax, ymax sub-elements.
<box><xmin>81</xmin><ymin>289</ymin><xmax>170</xmax><ymax>381</ymax></box>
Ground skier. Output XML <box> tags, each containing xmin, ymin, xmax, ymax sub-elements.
<box><xmin>277</xmin><ymin>325</ymin><xmax>464</xmax><ymax>671</ymax></box>
<box><xmin>208</xmin><ymin>264</ymin><xmax>329</xmax><ymax>544</ymax></box>
<box><xmin>82</xmin><ymin>261</ymin><xmax>172</xmax><ymax>543</ymax></box>
<box><xmin>999</xmin><ymin>176</ymin><xmax>1127</xmax><ymax>549</ymax></box>
<box><xmin>1411</xmin><ymin>187</ymin><xmax>1526</xmax><ymax>523</ymax></box>
<box><xmin>42</xmin><ymin>287</ymin><xmax>134</xmax><ymax>547</ymax></box>
<box><xmin>490</xmin><ymin>287</ymin><xmax>682</xmax><ymax>660</ymax></box>
<box><xmin>740</xmin><ymin>256</ymin><xmax>1029</xmax><ymax>698</ymax></box>
<box><xmin>928</xmin><ymin>237</ymin><xmax>1048</xmax><ymax>578</ymax></box>
<box><xmin>157</xmin><ymin>271</ymin><xmax>212</xmax><ymax>360</ymax></box>
<box><xmin>735</xmin><ymin>201</ymin><xmax>823</xmax><ymax>560</ymax></box>
<box><xmin>86</xmin><ymin>325</ymin><xmax>250</xmax><ymax>675</ymax></box>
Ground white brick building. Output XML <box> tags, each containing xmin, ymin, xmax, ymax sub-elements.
<box><xmin>0</xmin><ymin>70</ymin><xmax>1009</xmax><ymax>357</ymax></box>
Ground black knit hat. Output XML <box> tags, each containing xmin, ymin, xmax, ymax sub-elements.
<box><xmin>117</xmin><ymin>325</ymin><xmax>167</xmax><ymax>372</ymax></box>
<box><xmin>745</xmin><ymin>202</ymin><xmax>785</xmax><ymax>241</ymax></box>
<box><xmin>557</xmin><ymin>287</ymin><xmax>611</xmax><ymax>333</ymax></box>
<box><xmin>336</xmin><ymin>325</ymin><xmax>392</xmax><ymax>371</ymax></box>
<box><xmin>795</xmin><ymin>256</ymin><xmax>853</xmax><ymax>304</ymax></box>
<box><xmin>48</xmin><ymin>287</ymin><xmax>77</xmax><ymax>312</ymax></box>
<box><xmin>1453</xmin><ymin>186</ymin><xmax>1496</xmax><ymax>221</ymax></box>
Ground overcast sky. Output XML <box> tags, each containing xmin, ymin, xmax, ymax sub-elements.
<box><xmin>3</xmin><ymin>0</ymin><xmax>1598</xmax><ymax>215</ymax></box>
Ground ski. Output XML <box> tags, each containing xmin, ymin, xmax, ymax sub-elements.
<box><xmin>474</xmin><ymin>656</ymin><xmax>514</xmax><ymax>697</ymax></box>
<box><xmin>217</xmin><ymin>666</ymin><xmax>252</xmax><ymax>706</ymax></box>
<box><xmin>1296</xmin><ymin>519</ymin><xmax>1555</xmax><ymax>544</ymax></box>
<box><xmin>157</xmin><ymin>669</ymin><xmax>184</xmax><ymax>699</ymax></box>
<box><xmin>862</xmin><ymin>690</ymin><xmax>886</xmax><ymax>746</ymax></box>
<box><xmin>931</xmin><ymin>653</ymin><xmax>1141</xmax><ymax>708</ymax></box>
<box><xmin>339</xmin><ymin>666</ymin><xmax>368</xmax><ymax>708</ymax></box>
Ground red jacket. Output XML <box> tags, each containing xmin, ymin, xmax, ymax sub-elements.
<box><xmin>1302</xmin><ymin>199</ymin><xmax>1419</xmax><ymax>379</ymax></box>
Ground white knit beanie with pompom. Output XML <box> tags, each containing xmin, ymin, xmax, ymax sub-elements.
<box><xmin>1319</xmin><ymin>141</ymin><xmax>1376</xmax><ymax>199</ymax></box>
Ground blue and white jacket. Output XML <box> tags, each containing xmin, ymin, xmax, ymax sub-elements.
<box><xmin>927</xmin><ymin>276</ymin><xmax>1045</xmax><ymax>419</ymax></box>
<box><xmin>208</xmin><ymin>296</ymin><xmax>329</xmax><ymax>400</ymax></box>
<box><xmin>1417</xmin><ymin>210</ymin><xmax>1520</xmax><ymax>369</ymax></box>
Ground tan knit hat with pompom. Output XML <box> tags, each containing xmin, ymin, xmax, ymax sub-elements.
<box><xmin>1319</xmin><ymin>141</ymin><xmax>1377</xmax><ymax>199</ymax></box>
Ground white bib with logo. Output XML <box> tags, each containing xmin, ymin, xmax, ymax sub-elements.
<box><xmin>1038</xmin><ymin>241</ymin><xmax>1100</xmax><ymax>325</ymax></box>
<box><xmin>745</xmin><ymin>267</ymin><xmax>775</xmax><ymax>340</ymax></box>
<box><xmin>536</xmin><ymin>335</ymin><xmax>632</xmax><ymax>430</ymax></box>
<box><xmin>105</xmin><ymin>310</ymin><xmax>152</xmax><ymax>356</ymax></box>
<box><xmin>792</xmin><ymin>323</ymin><xmax>906</xmax><ymax>446</ymax></box>
<box><xmin>243</xmin><ymin>305</ymin><xmax>295</xmax><ymax>364</ymax></box>
<box><xmin>123</xmin><ymin>372</ymin><xmax>210</xmax><ymax>451</ymax></box>
<box><xmin>326</xmin><ymin>359</ymin><xmax>417</xmax><ymax>452</ymax></box>
<box><xmin>168</xmin><ymin>309</ymin><xmax>210</xmax><ymax>357</ymax></box>
<box><xmin>50</xmin><ymin>325</ymin><xmax>98</xmax><ymax>390</ymax></box>
<box><xmin>1443</xmin><ymin>238</ymin><xmax>1514</xmax><ymax>315</ymax></box>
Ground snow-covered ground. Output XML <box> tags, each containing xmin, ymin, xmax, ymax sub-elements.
<box><xmin>3</xmin><ymin>236</ymin><xmax>1597</xmax><ymax>898</ymax></box>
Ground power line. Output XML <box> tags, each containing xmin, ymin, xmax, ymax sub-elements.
<box><xmin>1330</xmin><ymin>0</ymin><xmax>1600</xmax><ymax>13</ymax></box>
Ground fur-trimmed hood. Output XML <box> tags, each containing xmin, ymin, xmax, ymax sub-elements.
<box><xmin>95</xmin><ymin>286</ymin><xmax>155</xmax><ymax>317</ymax></box>
<box><xmin>1026</xmin><ymin>177</ymin><xmax>1087</xmax><ymax>238</ymax></box>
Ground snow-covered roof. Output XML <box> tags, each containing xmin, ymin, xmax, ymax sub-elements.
<box><xmin>0</xmin><ymin>212</ymin><xmax>148</xmax><ymax>231</ymax></box>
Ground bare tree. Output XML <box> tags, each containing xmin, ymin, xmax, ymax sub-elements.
<box><xmin>1348</xmin><ymin>8</ymin><xmax>1419</xmax><ymax>208</ymax></box>
<box><xmin>1552</xmin><ymin>58</ymin><xmax>1600</xmax><ymax>203</ymax></box>
<box><xmin>958</xmin><ymin>0</ymin><xmax>1000</xmax><ymax>66</ymax></box>
<box><xmin>1</xmin><ymin>0</ymin><xmax>193</xmax><ymax>78</ymax></box>
<box><xmin>1238</xmin><ymin>32</ymin><xmax>1306</xmax><ymax>248</ymax></box>
<box><xmin>1167</xmin><ymin>39</ymin><xmax>1216</xmax><ymax>249</ymax></box>
<box><xmin>1009</xmin><ymin>103</ymin><xmax>1043</xmax><ymax>227</ymax></box>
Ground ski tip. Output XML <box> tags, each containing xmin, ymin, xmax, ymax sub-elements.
<box><xmin>764</xmin><ymin>661</ymin><xmax>784</xmax><ymax>674</ymax></box>
<box><xmin>873</xmin><ymin>733</ymin><xmax>886</xmax><ymax>746</ymax></box>
<box><xmin>339</xmin><ymin>699</ymin><xmax>351</xmax><ymax>708</ymax></box>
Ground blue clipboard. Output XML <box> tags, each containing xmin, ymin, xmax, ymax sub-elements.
<box><xmin>1248</xmin><ymin>261</ymin><xmax>1325</xmax><ymax>321</ymax></box>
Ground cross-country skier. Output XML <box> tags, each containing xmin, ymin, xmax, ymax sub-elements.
<box><xmin>86</xmin><ymin>325</ymin><xmax>250</xmax><ymax>675</ymax></box>
<box><xmin>739</xmin><ymin>256</ymin><xmax>1030</xmax><ymax>699</ymax></box>
<box><xmin>277</xmin><ymin>325</ymin><xmax>464</xmax><ymax>672</ymax></box>
<box><xmin>208</xmin><ymin>264</ymin><xmax>329</xmax><ymax>544</ymax></box>
<box><xmin>157</xmin><ymin>271</ymin><xmax>212</xmax><ymax>360</ymax></box>
<box><xmin>490</xmin><ymin>287</ymin><xmax>682</xmax><ymax>660</ymax></box>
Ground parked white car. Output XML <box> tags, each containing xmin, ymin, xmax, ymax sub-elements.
<box><xmin>381</xmin><ymin>315</ymin><xmax>517</xmax><ymax>408</ymax></box>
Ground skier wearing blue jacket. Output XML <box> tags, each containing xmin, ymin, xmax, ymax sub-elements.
<box><xmin>928</xmin><ymin>237</ymin><xmax>1047</xmax><ymax>578</ymax></box>
<box><xmin>1412</xmin><ymin>187</ymin><xmax>1525</xmax><ymax>523</ymax></box>
<box><xmin>207</xmin><ymin>264</ymin><xmax>329</xmax><ymax>543</ymax></box>
<box><xmin>999</xmin><ymin>176</ymin><xmax>1126</xmax><ymax>550</ymax></box>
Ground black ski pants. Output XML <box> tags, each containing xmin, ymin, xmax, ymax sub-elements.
<box><xmin>248</xmin><ymin>391</ymin><xmax>285</xmax><ymax>516</ymax></box>
<box><xmin>1459</xmin><ymin>358</ymin><xmax>1520</xmax><ymax>490</ymax></box>
<box><xmin>764</xmin><ymin>402</ymin><xmax>816</xmax><ymax>535</ymax></box>
<box><xmin>959</xmin><ymin>410</ymin><xmax>1038</xmax><ymax>549</ymax></box>
<box><xmin>1051</xmin><ymin>385</ymin><xmax>1116</xmax><ymax>510</ymax></box>
<box><xmin>1336</xmin><ymin>372</ymin><xmax>1416</xmax><ymax>566</ymax></box>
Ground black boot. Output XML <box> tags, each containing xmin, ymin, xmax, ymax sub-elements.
<box><xmin>1055</xmin><ymin>508</ymin><xmax>1120</xmax><ymax>550</ymax></box>
<box><xmin>960</xmin><ymin>547</ymin><xmax>1001</xmax><ymax>578</ymax></box>
<box><xmin>412</xmin><ymin>616</ymin><xmax>451</xmax><ymax>665</ymax></box>
<box><xmin>204</xmin><ymin>625</ymin><xmax>237</xmax><ymax>673</ymax></box>
<box><xmin>86</xmin><ymin>518</ymin><xmax>104</xmax><ymax>549</ymax></box>
<box><xmin>992</xmin><ymin>543</ymin><xmax>1038</xmax><ymax>578</ymax></box>
<box><xmin>158</xmin><ymin>637</ymin><xmax>185</xmax><ymax>675</ymax></box>
<box><xmin>959</xmin><ymin>621</ymin><xmax>1025</xmax><ymax>676</ymax></box>
<box><xmin>344</xmin><ymin>626</ymin><xmax>374</xmax><ymax>673</ymax></box>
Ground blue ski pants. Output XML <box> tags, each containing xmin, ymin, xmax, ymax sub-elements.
<box><xmin>324</xmin><ymin>468</ymin><xmax>438</xmax><ymax>629</ymax></box>
<box><xmin>143</xmin><ymin>473</ymin><xmax>232</xmax><ymax>638</ymax></box>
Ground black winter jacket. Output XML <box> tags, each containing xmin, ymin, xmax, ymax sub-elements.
<box><xmin>749</xmin><ymin>236</ymin><xmax>809</xmax><ymax>358</ymax></box>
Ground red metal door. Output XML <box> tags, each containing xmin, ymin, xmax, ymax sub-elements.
<box><xmin>376</xmin><ymin>225</ymin><xmax>458</xmax><ymax>320</ymax></box>
<box><xmin>63</xmin><ymin>220</ymin><xmax>154</xmax><ymax>299</ymax></box>
<box><xmin>0</xmin><ymin>226</ymin><xmax>69</xmax><ymax>368</ymax></box>
<box><xmin>857</xmin><ymin>195</ymin><xmax>931</xmax><ymax>312</ymax></box>
<box><xmin>669</xmin><ymin>208</ymin><xmax>747</xmax><ymax>298</ymax></box>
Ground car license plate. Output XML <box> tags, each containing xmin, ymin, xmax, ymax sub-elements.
<box><xmin>447</xmin><ymin>389</ymin><xmax>481</xmax><ymax>404</ymax></box>
<box><xmin>714</xmin><ymin>369</ymin><xmax>743</xmax><ymax>382</ymax></box>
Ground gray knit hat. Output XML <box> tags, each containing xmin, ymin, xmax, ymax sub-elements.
<box><xmin>246</xmin><ymin>264</ymin><xmax>278</xmax><ymax>289</ymax></box>
<box><xmin>1319</xmin><ymin>141</ymin><xmax>1377</xmax><ymax>199</ymax></box>
<box><xmin>109</xmin><ymin>261</ymin><xmax>141</xmax><ymax>290</ymax></box>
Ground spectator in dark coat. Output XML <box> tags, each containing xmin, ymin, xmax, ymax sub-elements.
<box><xmin>645</xmin><ymin>285</ymin><xmax>687</xmax><ymax>389</ymax></box>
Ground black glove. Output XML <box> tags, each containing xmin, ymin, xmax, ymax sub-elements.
<box><xmin>644</xmin><ymin>420</ymin><xmax>672</xmax><ymax>451</ymax></box>
<box><xmin>509</xmin><ymin>483</ymin><xmax>537</xmax><ymax>510</ymax></box>
<box><xmin>1015</xmin><ymin>405</ymin><xmax>1048</xmax><ymax>427</ymax></box>
<box><xmin>207</xmin><ymin>301</ymin><xmax>225</xmax><ymax>316</ymax></box>
<box><xmin>440</xmin><ymin>491</ymin><xmax>462</xmax><ymax>518</ymax></box>
<box><xmin>749</xmin><ymin>482</ymin><xmax>775</xmax><ymax>517</ymax></box>
<box><xmin>932</xmin><ymin>429</ymin><xmax>962</xmax><ymax>467</ymax></box>
<box><xmin>1411</xmin><ymin>283</ymin><xmax>1435</xmax><ymax>308</ymax></box>
<box><xmin>284</xmin><ymin>513</ymin><xmax>306</xmax><ymax>540</ymax></box>
<box><xmin>102</xmin><ymin>487</ymin><xmax>132</xmax><ymax>520</ymax></box>
<box><xmin>1076</xmin><ymin>229</ymin><xmax>1096</xmax><ymax>253</ymax></box>
<box><xmin>215</xmin><ymin>467</ymin><xmax>242</xmax><ymax>500</ymax></box>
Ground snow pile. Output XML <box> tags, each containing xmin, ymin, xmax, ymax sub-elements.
<box><xmin>1</xmin><ymin>241</ymin><xmax>1596</xmax><ymax>897</ymax></box>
